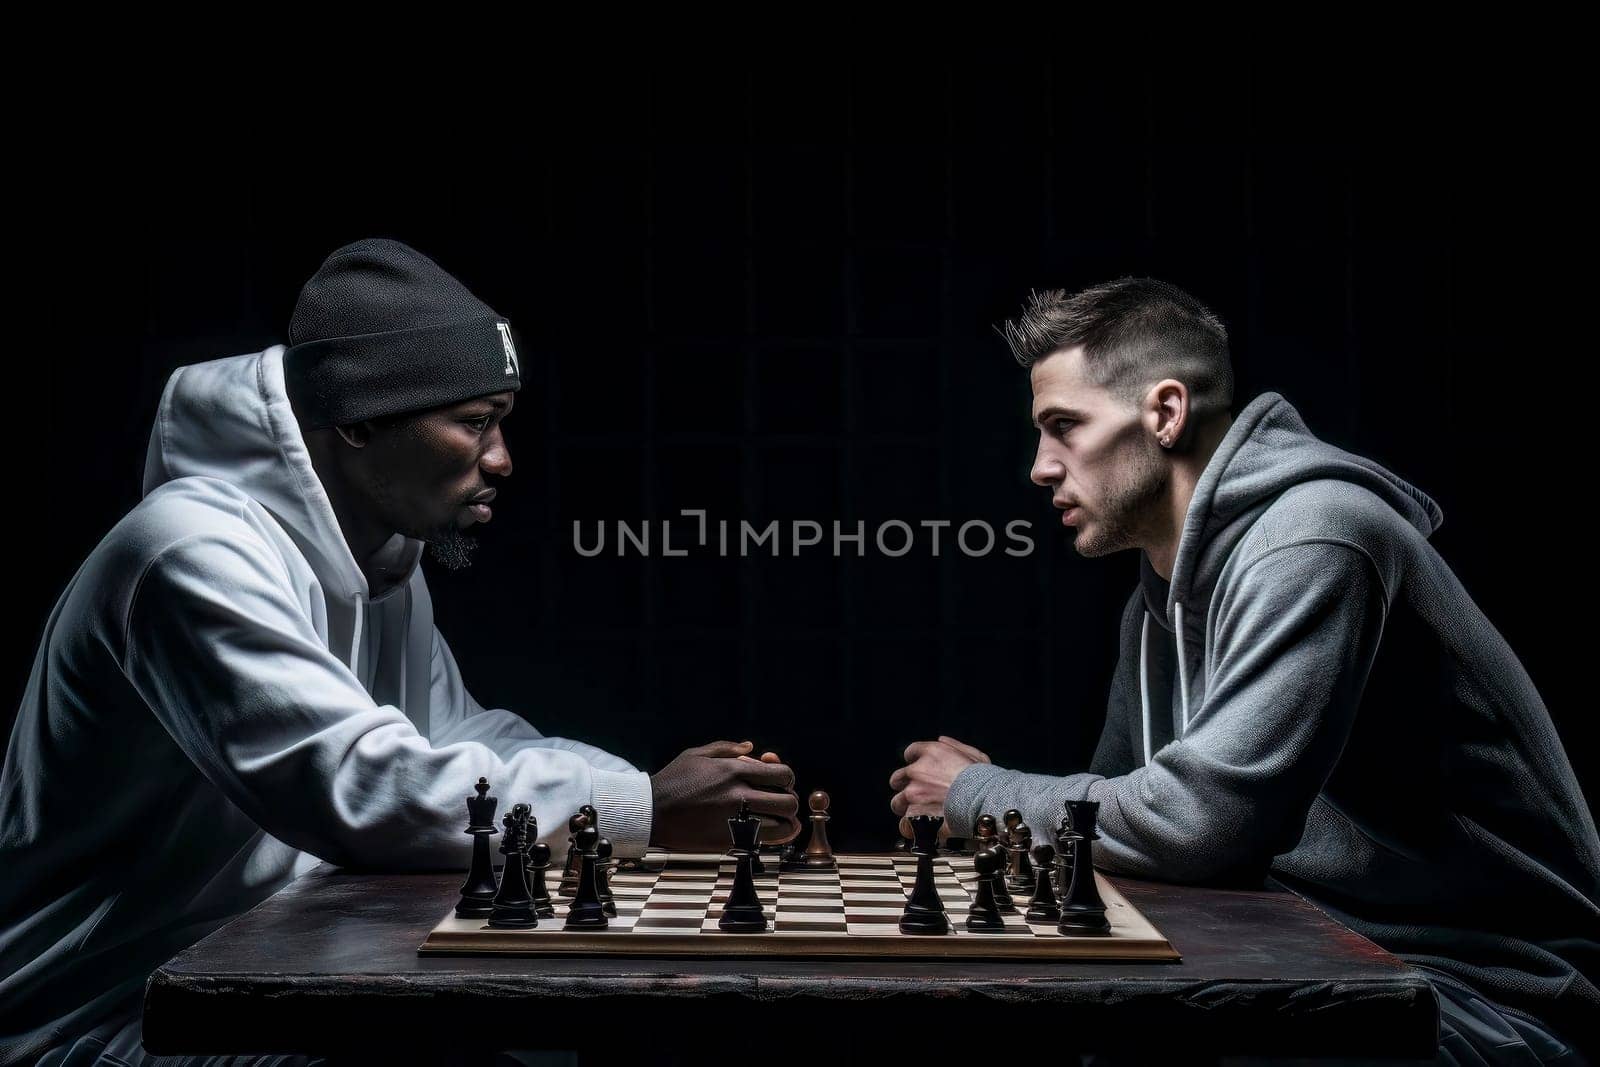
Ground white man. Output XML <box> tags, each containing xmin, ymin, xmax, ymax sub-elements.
<box><xmin>891</xmin><ymin>278</ymin><xmax>1597</xmax><ymax>1064</ymax></box>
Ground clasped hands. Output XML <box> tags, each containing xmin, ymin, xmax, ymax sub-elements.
<box><xmin>889</xmin><ymin>735</ymin><xmax>990</xmax><ymax>839</ymax></box>
<box><xmin>648</xmin><ymin>734</ymin><xmax>990</xmax><ymax>851</ymax></box>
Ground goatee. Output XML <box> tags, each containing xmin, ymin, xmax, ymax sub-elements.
<box><xmin>428</xmin><ymin>526</ymin><xmax>478</xmax><ymax>570</ymax></box>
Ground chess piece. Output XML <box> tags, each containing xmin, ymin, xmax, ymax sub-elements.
<box><xmin>1007</xmin><ymin>821</ymin><xmax>1036</xmax><ymax>893</ymax></box>
<box><xmin>455</xmin><ymin>778</ymin><xmax>500</xmax><ymax>919</ymax></box>
<box><xmin>527</xmin><ymin>840</ymin><xmax>555</xmax><ymax>918</ymax></box>
<box><xmin>965</xmin><ymin>847</ymin><xmax>1005</xmax><ymax>931</ymax></box>
<box><xmin>972</xmin><ymin>813</ymin><xmax>1001</xmax><ymax>859</ymax></box>
<box><xmin>719</xmin><ymin>801</ymin><xmax>768</xmax><ymax>932</ymax></box>
<box><xmin>595</xmin><ymin>836</ymin><xmax>618</xmax><ymax>917</ymax></box>
<box><xmin>801</xmin><ymin>790</ymin><xmax>836</xmax><ymax>869</ymax></box>
<box><xmin>898</xmin><ymin>814</ymin><xmax>951</xmax><ymax>934</ymax></box>
<box><xmin>488</xmin><ymin>805</ymin><xmax>538</xmax><ymax>928</ymax></box>
<box><xmin>563</xmin><ymin>810</ymin><xmax>591</xmax><ymax>887</ymax></box>
<box><xmin>564</xmin><ymin>826</ymin><xmax>609</xmax><ymax>929</ymax></box>
<box><xmin>1057</xmin><ymin>800</ymin><xmax>1110</xmax><ymax>935</ymax></box>
<box><xmin>1026</xmin><ymin>843</ymin><xmax>1061</xmax><ymax>922</ymax></box>
<box><xmin>1053</xmin><ymin>811</ymin><xmax>1076</xmax><ymax>896</ymax></box>
<box><xmin>985</xmin><ymin>843</ymin><xmax>1014</xmax><ymax>910</ymax></box>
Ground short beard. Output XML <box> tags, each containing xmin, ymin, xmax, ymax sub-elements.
<box><xmin>1074</xmin><ymin>433</ymin><xmax>1169</xmax><ymax>558</ymax></box>
<box><xmin>427</xmin><ymin>526</ymin><xmax>478</xmax><ymax>570</ymax></box>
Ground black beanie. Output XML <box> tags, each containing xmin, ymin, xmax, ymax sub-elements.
<box><xmin>283</xmin><ymin>238</ymin><xmax>522</xmax><ymax>430</ymax></box>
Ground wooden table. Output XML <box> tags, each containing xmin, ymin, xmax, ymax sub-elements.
<box><xmin>142</xmin><ymin>864</ymin><xmax>1438</xmax><ymax>1060</ymax></box>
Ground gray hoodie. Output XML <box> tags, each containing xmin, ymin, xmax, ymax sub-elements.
<box><xmin>946</xmin><ymin>392</ymin><xmax>1599</xmax><ymax>1043</ymax></box>
<box><xmin>0</xmin><ymin>347</ymin><xmax>653</xmax><ymax>1064</ymax></box>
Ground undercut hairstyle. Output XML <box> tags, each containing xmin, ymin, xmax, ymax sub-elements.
<box><xmin>999</xmin><ymin>278</ymin><xmax>1234</xmax><ymax>421</ymax></box>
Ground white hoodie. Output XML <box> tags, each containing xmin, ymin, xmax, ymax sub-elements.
<box><xmin>0</xmin><ymin>345</ymin><xmax>653</xmax><ymax>1063</ymax></box>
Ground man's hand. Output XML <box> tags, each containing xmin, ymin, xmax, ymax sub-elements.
<box><xmin>650</xmin><ymin>740</ymin><xmax>802</xmax><ymax>850</ymax></box>
<box><xmin>888</xmin><ymin>735</ymin><xmax>990</xmax><ymax>838</ymax></box>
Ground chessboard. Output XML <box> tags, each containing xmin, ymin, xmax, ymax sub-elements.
<box><xmin>419</xmin><ymin>850</ymin><xmax>1178</xmax><ymax>961</ymax></box>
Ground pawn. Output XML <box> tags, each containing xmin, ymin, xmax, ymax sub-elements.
<box><xmin>1008</xmin><ymin>822</ymin><xmax>1036</xmax><ymax>893</ymax></box>
<box><xmin>595</xmin><ymin>836</ymin><xmax>618</xmax><ymax>917</ymax></box>
<box><xmin>1002</xmin><ymin>809</ymin><xmax>1023</xmax><ymax>841</ymax></box>
<box><xmin>527</xmin><ymin>840</ymin><xmax>555</xmax><ymax>918</ymax></box>
<box><xmin>801</xmin><ymin>790</ymin><xmax>836</xmax><ymax>869</ymax></box>
<box><xmin>563</xmin><ymin>811</ymin><xmax>590</xmax><ymax>886</ymax></box>
<box><xmin>965</xmin><ymin>847</ymin><xmax>1005</xmax><ymax>931</ymax></box>
<box><xmin>564</xmin><ymin>826</ymin><xmax>608</xmax><ymax>929</ymax></box>
<box><xmin>487</xmin><ymin>806</ymin><xmax>538</xmax><ymax>928</ymax></box>
<box><xmin>972</xmin><ymin>814</ymin><xmax>1001</xmax><ymax>858</ymax></box>
<box><xmin>1026</xmin><ymin>843</ymin><xmax>1061</xmax><ymax>922</ymax></box>
<box><xmin>986</xmin><ymin>844</ymin><xmax>1014</xmax><ymax>910</ymax></box>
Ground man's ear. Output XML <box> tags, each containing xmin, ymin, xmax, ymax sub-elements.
<box><xmin>333</xmin><ymin>421</ymin><xmax>375</xmax><ymax>448</ymax></box>
<box><xmin>1142</xmin><ymin>379</ymin><xmax>1189</xmax><ymax>449</ymax></box>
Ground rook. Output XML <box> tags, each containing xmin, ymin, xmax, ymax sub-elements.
<box><xmin>1057</xmin><ymin>800</ymin><xmax>1110</xmax><ymax>935</ymax></box>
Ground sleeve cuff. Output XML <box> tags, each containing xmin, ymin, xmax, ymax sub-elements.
<box><xmin>945</xmin><ymin>762</ymin><xmax>1016</xmax><ymax>837</ymax></box>
<box><xmin>590</xmin><ymin>768</ymin><xmax>653</xmax><ymax>857</ymax></box>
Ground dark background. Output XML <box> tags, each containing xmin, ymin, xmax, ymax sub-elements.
<box><xmin>10</xmin><ymin>57</ymin><xmax>1590</xmax><ymax>849</ymax></box>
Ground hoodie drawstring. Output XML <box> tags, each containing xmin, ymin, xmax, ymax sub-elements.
<box><xmin>1138</xmin><ymin>605</ymin><xmax>1193</xmax><ymax>767</ymax></box>
<box><xmin>1138</xmin><ymin>613</ymin><xmax>1154</xmax><ymax>767</ymax></box>
<box><xmin>348</xmin><ymin>593</ymin><xmax>365</xmax><ymax>673</ymax></box>
<box><xmin>1174</xmin><ymin>601</ymin><xmax>1192</xmax><ymax>735</ymax></box>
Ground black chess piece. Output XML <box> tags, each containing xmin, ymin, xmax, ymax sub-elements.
<box><xmin>801</xmin><ymin>790</ymin><xmax>836</xmax><ymax>869</ymax></box>
<box><xmin>456</xmin><ymin>778</ymin><xmax>500</xmax><ymax>919</ymax></box>
<box><xmin>527</xmin><ymin>840</ymin><xmax>555</xmax><ymax>918</ymax></box>
<box><xmin>965</xmin><ymin>848</ymin><xmax>1005</xmax><ymax>931</ymax></box>
<box><xmin>488</xmin><ymin>805</ymin><xmax>538</xmax><ymax>928</ymax></box>
<box><xmin>1002</xmin><ymin>809</ymin><xmax>1023</xmax><ymax>848</ymax></box>
<box><xmin>1008</xmin><ymin>822</ymin><xmax>1036</xmax><ymax>893</ymax></box>
<box><xmin>1026</xmin><ymin>843</ymin><xmax>1061</xmax><ymax>922</ymax></box>
<box><xmin>972</xmin><ymin>814</ymin><xmax>1001</xmax><ymax>861</ymax></box>
<box><xmin>564</xmin><ymin>826</ymin><xmax>609</xmax><ymax>929</ymax></box>
<box><xmin>1053</xmin><ymin>812</ymin><xmax>1075</xmax><ymax>896</ymax></box>
<box><xmin>563</xmin><ymin>810</ymin><xmax>591</xmax><ymax>888</ymax></box>
<box><xmin>899</xmin><ymin>814</ymin><xmax>951</xmax><ymax>935</ymax></box>
<box><xmin>986</xmin><ymin>843</ymin><xmax>1015</xmax><ymax>910</ymax></box>
<box><xmin>1058</xmin><ymin>800</ymin><xmax>1110</xmax><ymax>935</ymax></box>
<box><xmin>595</xmin><ymin>836</ymin><xmax>618</xmax><ymax>918</ymax></box>
<box><xmin>719</xmin><ymin>800</ymin><xmax>768</xmax><ymax>932</ymax></box>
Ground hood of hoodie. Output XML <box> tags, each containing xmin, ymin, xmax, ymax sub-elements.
<box><xmin>1132</xmin><ymin>392</ymin><xmax>1442</xmax><ymax>758</ymax></box>
<box><xmin>141</xmin><ymin>346</ymin><xmax>426</xmax><ymax>656</ymax></box>
<box><xmin>1141</xmin><ymin>391</ymin><xmax>1442</xmax><ymax>629</ymax></box>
